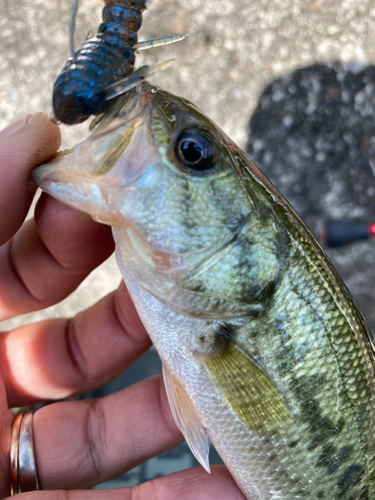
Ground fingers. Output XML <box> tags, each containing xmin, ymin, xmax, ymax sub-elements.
<box><xmin>0</xmin><ymin>113</ymin><xmax>60</xmax><ymax>246</ymax></box>
<box><xmin>0</xmin><ymin>114</ymin><xmax>113</xmax><ymax>320</ymax></box>
<box><xmin>33</xmin><ymin>376</ymin><xmax>182</xmax><ymax>490</ymax></box>
<box><xmin>12</xmin><ymin>467</ymin><xmax>246</xmax><ymax>500</ymax></box>
<box><xmin>1</xmin><ymin>283</ymin><xmax>150</xmax><ymax>406</ymax></box>
<box><xmin>0</xmin><ymin>194</ymin><xmax>114</xmax><ymax>319</ymax></box>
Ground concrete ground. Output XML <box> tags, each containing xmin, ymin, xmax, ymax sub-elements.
<box><xmin>1</xmin><ymin>0</ymin><xmax>375</xmax><ymax>489</ymax></box>
<box><xmin>2</xmin><ymin>0</ymin><xmax>375</xmax><ymax>146</ymax></box>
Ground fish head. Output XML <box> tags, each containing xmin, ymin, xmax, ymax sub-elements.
<box><xmin>33</xmin><ymin>83</ymin><xmax>288</xmax><ymax>319</ymax></box>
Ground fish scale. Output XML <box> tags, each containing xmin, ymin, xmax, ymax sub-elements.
<box><xmin>123</xmin><ymin>262</ymin><xmax>332</xmax><ymax>499</ymax></box>
<box><xmin>252</xmin><ymin>237</ymin><xmax>375</xmax><ymax>498</ymax></box>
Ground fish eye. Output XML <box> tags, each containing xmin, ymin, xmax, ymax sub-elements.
<box><xmin>174</xmin><ymin>128</ymin><xmax>216</xmax><ymax>172</ymax></box>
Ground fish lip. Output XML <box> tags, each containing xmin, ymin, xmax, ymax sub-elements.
<box><xmin>32</xmin><ymin>83</ymin><xmax>155</xmax><ymax>226</ymax></box>
<box><xmin>31</xmin><ymin>162</ymin><xmax>123</xmax><ymax>225</ymax></box>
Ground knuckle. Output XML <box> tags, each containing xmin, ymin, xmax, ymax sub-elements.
<box><xmin>65</xmin><ymin>318</ymin><xmax>91</xmax><ymax>385</ymax></box>
<box><xmin>85</xmin><ymin>398</ymin><xmax>108</xmax><ymax>483</ymax></box>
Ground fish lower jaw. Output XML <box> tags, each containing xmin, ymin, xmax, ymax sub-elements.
<box><xmin>32</xmin><ymin>167</ymin><xmax>124</xmax><ymax>227</ymax></box>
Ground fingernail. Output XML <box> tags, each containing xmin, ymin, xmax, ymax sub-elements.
<box><xmin>26</xmin><ymin>112</ymin><xmax>49</xmax><ymax>126</ymax></box>
<box><xmin>0</xmin><ymin>114</ymin><xmax>32</xmax><ymax>141</ymax></box>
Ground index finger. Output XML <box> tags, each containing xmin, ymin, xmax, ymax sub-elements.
<box><xmin>0</xmin><ymin>113</ymin><xmax>61</xmax><ymax>245</ymax></box>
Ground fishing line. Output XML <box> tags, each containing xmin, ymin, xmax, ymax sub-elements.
<box><xmin>70</xmin><ymin>0</ymin><xmax>80</xmax><ymax>58</ymax></box>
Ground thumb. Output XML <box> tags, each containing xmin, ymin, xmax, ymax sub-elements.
<box><xmin>0</xmin><ymin>113</ymin><xmax>61</xmax><ymax>245</ymax></box>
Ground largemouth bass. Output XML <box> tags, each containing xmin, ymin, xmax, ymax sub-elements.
<box><xmin>33</xmin><ymin>83</ymin><xmax>375</xmax><ymax>499</ymax></box>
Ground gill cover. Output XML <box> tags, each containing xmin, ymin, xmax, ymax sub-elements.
<box><xmin>34</xmin><ymin>83</ymin><xmax>289</xmax><ymax>322</ymax></box>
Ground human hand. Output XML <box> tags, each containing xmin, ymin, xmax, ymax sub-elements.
<box><xmin>0</xmin><ymin>114</ymin><xmax>246</xmax><ymax>499</ymax></box>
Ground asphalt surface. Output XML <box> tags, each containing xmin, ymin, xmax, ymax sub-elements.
<box><xmin>1</xmin><ymin>0</ymin><xmax>375</xmax><ymax>490</ymax></box>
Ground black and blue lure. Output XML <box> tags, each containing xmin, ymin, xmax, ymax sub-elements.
<box><xmin>53</xmin><ymin>0</ymin><xmax>185</xmax><ymax>125</ymax></box>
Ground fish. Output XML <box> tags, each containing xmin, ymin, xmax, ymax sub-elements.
<box><xmin>32</xmin><ymin>82</ymin><xmax>375</xmax><ymax>499</ymax></box>
<box><xmin>52</xmin><ymin>0</ymin><xmax>185</xmax><ymax>124</ymax></box>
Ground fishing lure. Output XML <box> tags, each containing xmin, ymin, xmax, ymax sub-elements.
<box><xmin>53</xmin><ymin>0</ymin><xmax>185</xmax><ymax>125</ymax></box>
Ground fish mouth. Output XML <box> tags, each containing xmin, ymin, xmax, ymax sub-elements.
<box><xmin>32</xmin><ymin>83</ymin><xmax>252</xmax><ymax>318</ymax></box>
<box><xmin>32</xmin><ymin>83</ymin><xmax>155</xmax><ymax>226</ymax></box>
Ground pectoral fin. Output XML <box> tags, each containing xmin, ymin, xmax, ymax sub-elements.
<box><xmin>162</xmin><ymin>365</ymin><xmax>210</xmax><ymax>473</ymax></box>
<box><xmin>204</xmin><ymin>342</ymin><xmax>291</xmax><ymax>436</ymax></box>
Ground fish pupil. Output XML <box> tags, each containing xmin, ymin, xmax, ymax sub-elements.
<box><xmin>175</xmin><ymin>129</ymin><xmax>215</xmax><ymax>171</ymax></box>
<box><xmin>181</xmin><ymin>140</ymin><xmax>202</xmax><ymax>163</ymax></box>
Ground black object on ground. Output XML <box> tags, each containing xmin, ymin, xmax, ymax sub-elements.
<box><xmin>322</xmin><ymin>220</ymin><xmax>374</xmax><ymax>247</ymax></box>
